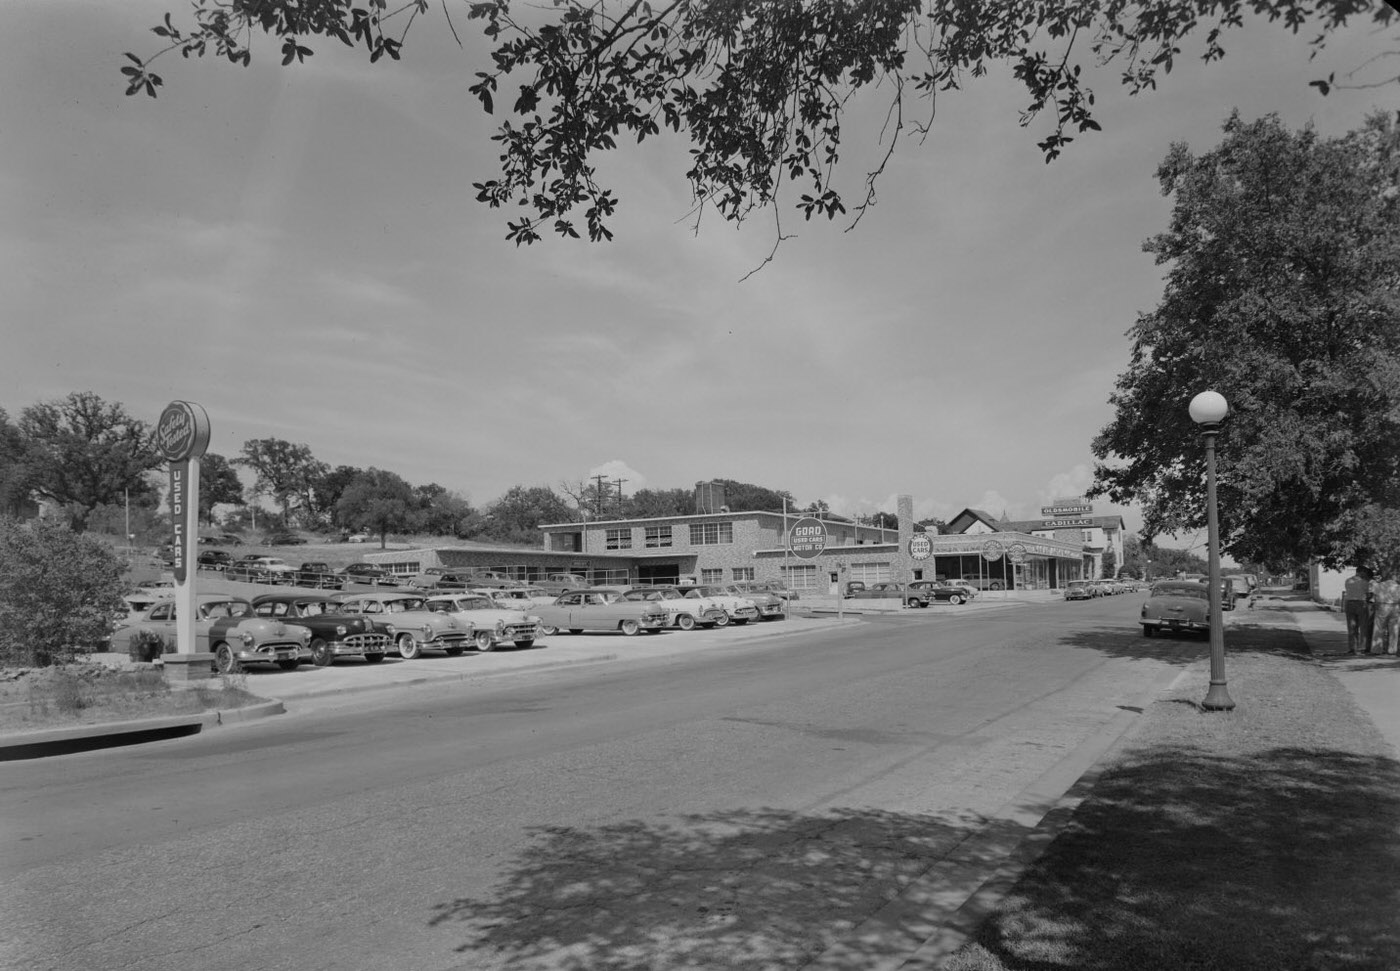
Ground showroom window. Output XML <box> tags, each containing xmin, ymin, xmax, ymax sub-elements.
<box><xmin>605</xmin><ymin>528</ymin><xmax>633</xmax><ymax>550</ymax></box>
<box><xmin>732</xmin><ymin>567</ymin><xmax>755</xmax><ymax>581</ymax></box>
<box><xmin>849</xmin><ymin>562</ymin><xmax>891</xmax><ymax>585</ymax></box>
<box><xmin>645</xmin><ymin>525</ymin><xmax>673</xmax><ymax>549</ymax></box>
<box><xmin>781</xmin><ymin>564</ymin><xmax>820</xmax><ymax>591</ymax></box>
<box><xmin>689</xmin><ymin>522</ymin><xmax>733</xmax><ymax>545</ymax></box>
<box><xmin>701</xmin><ymin>568</ymin><xmax>724</xmax><ymax>584</ymax></box>
<box><xmin>387</xmin><ymin>562</ymin><xmax>420</xmax><ymax>577</ymax></box>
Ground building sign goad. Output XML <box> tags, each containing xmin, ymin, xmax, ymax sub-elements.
<box><xmin>788</xmin><ymin>518</ymin><xmax>828</xmax><ymax>559</ymax></box>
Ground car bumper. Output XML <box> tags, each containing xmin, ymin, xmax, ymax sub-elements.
<box><xmin>330</xmin><ymin>633</ymin><xmax>391</xmax><ymax>656</ymax></box>
<box><xmin>1143</xmin><ymin>618</ymin><xmax>1209</xmax><ymax>633</ymax></box>
<box><xmin>728</xmin><ymin>607</ymin><xmax>761</xmax><ymax>621</ymax></box>
<box><xmin>232</xmin><ymin>642</ymin><xmax>309</xmax><ymax>665</ymax></box>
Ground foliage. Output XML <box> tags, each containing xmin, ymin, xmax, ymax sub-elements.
<box><xmin>198</xmin><ymin>453</ymin><xmax>245</xmax><ymax>524</ymax></box>
<box><xmin>713</xmin><ymin>479</ymin><xmax>795</xmax><ymax>513</ymax></box>
<box><xmin>1101</xmin><ymin>546</ymin><xmax>1118</xmax><ymax>578</ymax></box>
<box><xmin>0</xmin><ymin>407</ymin><xmax>31</xmax><ymax>517</ymax></box>
<box><xmin>869</xmin><ymin>511</ymin><xmax>900</xmax><ymax>530</ymax></box>
<box><xmin>122</xmin><ymin>2</ymin><xmax>1398</xmax><ymax>247</ymax></box>
<box><xmin>17</xmin><ymin>392</ymin><xmax>161</xmax><ymax>532</ymax></box>
<box><xmin>311</xmin><ymin>464</ymin><xmax>367</xmax><ymax>527</ymax></box>
<box><xmin>414</xmin><ymin>486</ymin><xmax>476</xmax><ymax>536</ymax></box>
<box><xmin>235</xmin><ymin>438</ymin><xmax>329</xmax><ymax>525</ymax></box>
<box><xmin>917</xmin><ymin>517</ymin><xmax>948</xmax><ymax>534</ymax></box>
<box><xmin>623</xmin><ymin>488</ymin><xmax>696</xmax><ymax>519</ymax></box>
<box><xmin>128</xmin><ymin>628</ymin><xmax>173</xmax><ymax>663</ymax></box>
<box><xmin>474</xmin><ymin>485</ymin><xmax>576</xmax><ymax>545</ymax></box>
<box><xmin>335</xmin><ymin>467</ymin><xmax>415</xmax><ymax>547</ymax></box>
<box><xmin>0</xmin><ymin>517</ymin><xmax>130</xmax><ymax>667</ymax></box>
<box><xmin>1091</xmin><ymin>111</ymin><xmax>1400</xmax><ymax>571</ymax></box>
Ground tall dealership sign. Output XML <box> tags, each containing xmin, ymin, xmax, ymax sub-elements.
<box><xmin>156</xmin><ymin>401</ymin><xmax>211</xmax><ymax>661</ymax></box>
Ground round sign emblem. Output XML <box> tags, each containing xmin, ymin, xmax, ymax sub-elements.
<box><xmin>908</xmin><ymin>534</ymin><xmax>933</xmax><ymax>561</ymax></box>
<box><xmin>981</xmin><ymin>539</ymin><xmax>1005</xmax><ymax>562</ymax></box>
<box><xmin>155</xmin><ymin>400</ymin><xmax>211</xmax><ymax>462</ymax></box>
<box><xmin>1008</xmin><ymin>542</ymin><xmax>1027</xmax><ymax>564</ymax></box>
<box><xmin>788</xmin><ymin>517</ymin><xmax>828</xmax><ymax>559</ymax></box>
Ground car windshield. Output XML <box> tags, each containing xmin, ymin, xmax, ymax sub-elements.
<box><xmin>1151</xmin><ymin>583</ymin><xmax>1208</xmax><ymax>600</ymax></box>
<box><xmin>384</xmin><ymin>598</ymin><xmax>428</xmax><ymax>612</ymax></box>
<box><xmin>199</xmin><ymin>600</ymin><xmax>250</xmax><ymax>619</ymax></box>
<box><xmin>296</xmin><ymin>601</ymin><xmax>333</xmax><ymax>616</ymax></box>
<box><xmin>452</xmin><ymin>597</ymin><xmax>495</xmax><ymax>610</ymax></box>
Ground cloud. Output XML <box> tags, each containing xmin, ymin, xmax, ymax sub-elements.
<box><xmin>587</xmin><ymin>460</ymin><xmax>647</xmax><ymax>493</ymax></box>
<box><xmin>1043</xmin><ymin>465</ymin><xmax>1095</xmax><ymax>503</ymax></box>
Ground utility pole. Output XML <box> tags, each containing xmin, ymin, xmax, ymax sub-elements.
<box><xmin>613</xmin><ymin>477</ymin><xmax>628</xmax><ymax>516</ymax></box>
<box><xmin>592</xmin><ymin>475</ymin><xmax>608</xmax><ymax>518</ymax></box>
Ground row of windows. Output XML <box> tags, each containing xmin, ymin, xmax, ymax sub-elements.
<box><xmin>604</xmin><ymin>523</ymin><xmax>733</xmax><ymax>549</ymax></box>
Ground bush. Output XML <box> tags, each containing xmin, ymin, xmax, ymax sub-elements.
<box><xmin>0</xmin><ymin>517</ymin><xmax>130</xmax><ymax>667</ymax></box>
<box><xmin>127</xmin><ymin>629</ymin><xmax>172</xmax><ymax>663</ymax></box>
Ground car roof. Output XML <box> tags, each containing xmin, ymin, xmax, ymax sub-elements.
<box><xmin>335</xmin><ymin>591</ymin><xmax>423</xmax><ymax>601</ymax></box>
<box><xmin>251</xmin><ymin>593</ymin><xmax>334</xmax><ymax>603</ymax></box>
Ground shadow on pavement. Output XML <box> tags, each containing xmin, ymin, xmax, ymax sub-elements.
<box><xmin>427</xmin><ymin>805</ymin><xmax>1009</xmax><ymax>970</ymax></box>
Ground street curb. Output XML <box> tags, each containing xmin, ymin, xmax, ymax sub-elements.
<box><xmin>0</xmin><ymin>699</ymin><xmax>286</xmax><ymax>761</ymax></box>
<box><xmin>270</xmin><ymin>653</ymin><xmax>624</xmax><ymax>703</ymax></box>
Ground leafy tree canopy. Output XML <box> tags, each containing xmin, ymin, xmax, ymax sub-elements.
<box><xmin>1091</xmin><ymin>111</ymin><xmax>1400</xmax><ymax>573</ymax></box>
<box><xmin>123</xmin><ymin>1</ymin><xmax>1397</xmax><ymax>247</ymax></box>
<box><xmin>336</xmin><ymin>467</ymin><xmax>416</xmax><ymax>547</ymax></box>
<box><xmin>714</xmin><ymin>479</ymin><xmax>795</xmax><ymax>513</ymax></box>
<box><xmin>0</xmin><ymin>408</ymin><xmax>30</xmax><ymax>518</ymax></box>
<box><xmin>17</xmin><ymin>392</ymin><xmax>161</xmax><ymax>532</ymax></box>
<box><xmin>476</xmin><ymin>485</ymin><xmax>576</xmax><ymax>545</ymax></box>
<box><xmin>623</xmin><ymin>488</ymin><xmax>696</xmax><ymax>519</ymax></box>
<box><xmin>198</xmin><ymin>453</ymin><xmax>245</xmax><ymax>524</ymax></box>
<box><xmin>235</xmin><ymin>438</ymin><xmax>329</xmax><ymax>525</ymax></box>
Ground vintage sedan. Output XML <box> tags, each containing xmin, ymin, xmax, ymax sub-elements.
<box><xmin>108</xmin><ymin>594</ymin><xmax>313</xmax><ymax>674</ymax></box>
<box><xmin>331</xmin><ymin>592</ymin><xmax>471</xmax><ymax>659</ymax></box>
<box><xmin>733</xmin><ymin>579</ymin><xmax>799</xmax><ymax>602</ymax></box>
<box><xmin>678</xmin><ymin>585</ymin><xmax>761</xmax><ymax>625</ymax></box>
<box><xmin>338</xmin><ymin>563</ymin><xmax>400</xmax><ymax>587</ymax></box>
<box><xmin>227</xmin><ymin>554</ymin><xmax>296</xmax><ymax>584</ymax></box>
<box><xmin>537</xmin><ymin>573</ymin><xmax>589</xmax><ymax>596</ymax></box>
<box><xmin>1063</xmin><ymin>580</ymin><xmax>1097</xmax><ymax>601</ymax></box>
<box><xmin>482</xmin><ymin>586</ymin><xmax>559</xmax><ymax>611</ymax></box>
<box><xmin>907</xmin><ymin>580</ymin><xmax>971</xmax><ymax>605</ymax></box>
<box><xmin>608</xmin><ymin>586</ymin><xmax>728</xmax><ymax>630</ymax></box>
<box><xmin>533</xmin><ymin>589</ymin><xmax>669</xmax><ymax>636</ymax></box>
<box><xmin>250</xmin><ymin>593</ymin><xmax>391</xmax><ymax>665</ymax></box>
<box><xmin>423</xmin><ymin>593</ymin><xmax>542</xmax><ymax>651</ymax></box>
<box><xmin>196</xmin><ymin>549</ymin><xmax>233</xmax><ymax>571</ymax></box>
<box><xmin>846</xmin><ymin>581</ymin><xmax>931</xmax><ymax>607</ymax></box>
<box><xmin>719</xmin><ymin>583</ymin><xmax>785</xmax><ymax>619</ymax></box>
<box><xmin>1141</xmin><ymin>580</ymin><xmax>1211</xmax><ymax>638</ymax></box>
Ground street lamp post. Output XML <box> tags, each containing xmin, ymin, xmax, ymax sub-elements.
<box><xmin>1189</xmin><ymin>390</ymin><xmax>1236</xmax><ymax>712</ymax></box>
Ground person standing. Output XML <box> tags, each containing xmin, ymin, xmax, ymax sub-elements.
<box><xmin>1370</xmin><ymin>569</ymin><xmax>1400</xmax><ymax>656</ymax></box>
<box><xmin>1343</xmin><ymin>566</ymin><xmax>1374</xmax><ymax>655</ymax></box>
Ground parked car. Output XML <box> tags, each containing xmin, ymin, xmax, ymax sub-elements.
<box><xmin>197</xmin><ymin>549</ymin><xmax>233</xmax><ymax>571</ymax></box>
<box><xmin>538</xmin><ymin>574</ymin><xmax>589</xmax><ymax>596</ymax></box>
<box><xmin>250</xmin><ymin>593</ymin><xmax>391</xmax><ymax>665</ymax></box>
<box><xmin>406</xmin><ymin>567</ymin><xmax>472</xmax><ymax>591</ymax></box>
<box><xmin>845</xmin><ymin>581</ymin><xmax>931</xmax><ymax>608</ymax></box>
<box><xmin>331</xmin><ymin>592</ymin><xmax>471</xmax><ymax>659</ymax></box>
<box><xmin>733</xmin><ymin>579</ymin><xmax>800</xmax><ymax>602</ymax></box>
<box><xmin>533</xmin><ymin>589</ymin><xmax>670</xmax><ymax>636</ymax></box>
<box><xmin>423</xmin><ymin>593</ymin><xmax>543</xmax><ymax>651</ymax></box>
<box><xmin>454</xmin><ymin>570</ymin><xmax>520</xmax><ymax>589</ymax></box>
<box><xmin>719</xmin><ymin>582</ymin><xmax>785</xmax><ymax>619</ymax></box>
<box><xmin>227</xmin><ymin>554</ymin><xmax>297</xmax><ymax>584</ymax></box>
<box><xmin>1224</xmin><ymin>575</ymin><xmax>1252</xmax><ymax>605</ymax></box>
<box><xmin>295</xmin><ymin>562</ymin><xmax>345</xmax><ymax>590</ymax></box>
<box><xmin>338</xmin><ymin>563</ymin><xmax>399</xmax><ymax>587</ymax></box>
<box><xmin>1140</xmin><ymin>580</ymin><xmax>1211</xmax><ymax>638</ymax></box>
<box><xmin>961</xmin><ymin>574</ymin><xmax>1007</xmax><ymax>591</ymax></box>
<box><xmin>346</xmin><ymin>533</ymin><xmax>370</xmax><ymax>543</ymax></box>
<box><xmin>907</xmin><ymin>580</ymin><xmax>971</xmax><ymax>604</ymax></box>
<box><xmin>108</xmin><ymin>594</ymin><xmax>313</xmax><ymax>673</ymax></box>
<box><xmin>1063</xmin><ymin>580</ymin><xmax>1096</xmax><ymax>601</ymax></box>
<box><xmin>606</xmin><ymin>586</ymin><xmax>728</xmax><ymax>630</ymax></box>
<box><xmin>482</xmin><ymin>586</ymin><xmax>559</xmax><ymax>610</ymax></box>
<box><xmin>677</xmin><ymin>585</ymin><xmax>761</xmax><ymax>624</ymax></box>
<box><xmin>261</xmin><ymin>533</ymin><xmax>307</xmax><ymax>546</ymax></box>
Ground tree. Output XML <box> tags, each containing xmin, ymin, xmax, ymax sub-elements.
<box><xmin>311</xmin><ymin>464</ymin><xmax>367</xmax><ymax>528</ymax></box>
<box><xmin>869</xmin><ymin>511</ymin><xmax>900</xmax><ymax>530</ymax></box>
<box><xmin>18</xmin><ymin>392</ymin><xmax>161</xmax><ymax>531</ymax></box>
<box><xmin>623</xmin><ymin>488</ymin><xmax>696</xmax><ymax>519</ymax></box>
<box><xmin>473</xmin><ymin>485</ymin><xmax>575</xmax><ymax>545</ymax></box>
<box><xmin>235</xmin><ymin>438</ymin><xmax>328</xmax><ymax>526</ymax></box>
<box><xmin>335</xmin><ymin>468</ymin><xmax>415</xmax><ymax>548</ymax></box>
<box><xmin>197</xmin><ymin>453</ymin><xmax>245</xmax><ymax>526</ymax></box>
<box><xmin>0</xmin><ymin>408</ymin><xmax>30</xmax><ymax>518</ymax></box>
<box><xmin>0</xmin><ymin>518</ymin><xmax>129</xmax><ymax>667</ymax></box>
<box><xmin>1091</xmin><ymin>112</ymin><xmax>1400</xmax><ymax>570</ymax></box>
<box><xmin>712</xmin><ymin>480</ymin><xmax>794</xmax><ymax>513</ymax></box>
<box><xmin>123</xmin><ymin>2</ymin><xmax>1398</xmax><ymax>248</ymax></box>
<box><xmin>415</xmin><ymin>487</ymin><xmax>476</xmax><ymax>536</ymax></box>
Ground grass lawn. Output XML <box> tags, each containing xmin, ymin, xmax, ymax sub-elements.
<box><xmin>0</xmin><ymin>662</ymin><xmax>265</xmax><ymax>734</ymax></box>
<box><xmin>947</xmin><ymin>621</ymin><xmax>1400</xmax><ymax>971</ymax></box>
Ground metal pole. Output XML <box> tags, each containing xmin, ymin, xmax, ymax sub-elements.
<box><xmin>1202</xmin><ymin>423</ymin><xmax>1235</xmax><ymax>711</ymax></box>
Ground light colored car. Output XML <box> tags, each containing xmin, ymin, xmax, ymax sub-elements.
<box><xmin>678</xmin><ymin>585</ymin><xmax>760</xmax><ymax>625</ymax></box>
<box><xmin>533</xmin><ymin>589</ymin><xmax>669</xmax><ymax>636</ymax></box>
<box><xmin>250</xmin><ymin>593</ymin><xmax>392</xmax><ymax>665</ymax></box>
<box><xmin>1140</xmin><ymin>580</ymin><xmax>1211</xmax><ymax>638</ymax></box>
<box><xmin>733</xmin><ymin>579</ymin><xmax>800</xmax><ymax>602</ymax></box>
<box><xmin>424</xmin><ymin>593</ymin><xmax>542</xmax><ymax>651</ymax></box>
<box><xmin>720</xmin><ymin>583</ymin><xmax>785</xmax><ymax>619</ymax></box>
<box><xmin>331</xmin><ymin>592</ymin><xmax>471</xmax><ymax>659</ymax></box>
<box><xmin>109</xmin><ymin>594</ymin><xmax>313</xmax><ymax>674</ymax></box>
<box><xmin>608</xmin><ymin>586</ymin><xmax>728</xmax><ymax>630</ymax></box>
<box><xmin>1064</xmin><ymin>580</ymin><xmax>1096</xmax><ymax>601</ymax></box>
<box><xmin>483</xmin><ymin>586</ymin><xmax>558</xmax><ymax>611</ymax></box>
<box><xmin>537</xmin><ymin>574</ymin><xmax>589</xmax><ymax>596</ymax></box>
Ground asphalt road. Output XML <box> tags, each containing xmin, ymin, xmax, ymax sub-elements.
<box><xmin>2</xmin><ymin>592</ymin><xmax>1193</xmax><ymax>971</ymax></box>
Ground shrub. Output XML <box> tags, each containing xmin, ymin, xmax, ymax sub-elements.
<box><xmin>0</xmin><ymin>517</ymin><xmax>130</xmax><ymax>667</ymax></box>
<box><xmin>127</xmin><ymin>629</ymin><xmax>171</xmax><ymax>663</ymax></box>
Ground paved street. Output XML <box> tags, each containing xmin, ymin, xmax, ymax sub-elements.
<box><xmin>3</xmin><ymin>594</ymin><xmax>1192</xmax><ymax>971</ymax></box>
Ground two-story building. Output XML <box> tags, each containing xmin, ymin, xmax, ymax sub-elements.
<box><xmin>945</xmin><ymin>497</ymin><xmax>1125</xmax><ymax>580</ymax></box>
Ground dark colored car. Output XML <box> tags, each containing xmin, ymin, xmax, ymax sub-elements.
<box><xmin>197</xmin><ymin>549</ymin><xmax>233</xmax><ymax>571</ymax></box>
<box><xmin>296</xmin><ymin>562</ymin><xmax>344</xmax><ymax>590</ymax></box>
<box><xmin>250</xmin><ymin>593</ymin><xmax>391</xmax><ymax>665</ymax></box>
<box><xmin>845</xmin><ymin>581</ymin><xmax>931</xmax><ymax>607</ymax></box>
<box><xmin>907</xmin><ymin>580</ymin><xmax>971</xmax><ymax>605</ymax></box>
<box><xmin>1140</xmin><ymin>580</ymin><xmax>1211</xmax><ymax>637</ymax></box>
<box><xmin>338</xmin><ymin>563</ymin><xmax>399</xmax><ymax>587</ymax></box>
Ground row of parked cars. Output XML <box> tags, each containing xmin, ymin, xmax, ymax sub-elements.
<box><xmin>1063</xmin><ymin>578</ymin><xmax>1144</xmax><ymax>600</ymax></box>
<box><xmin>108</xmin><ymin>576</ymin><xmax>800</xmax><ymax>675</ymax></box>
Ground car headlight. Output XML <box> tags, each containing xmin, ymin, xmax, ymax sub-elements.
<box><xmin>336</xmin><ymin>625</ymin><xmax>347</xmax><ymax>636</ymax></box>
<box><xmin>495</xmin><ymin>620</ymin><xmax>506</xmax><ymax>634</ymax></box>
<box><xmin>420</xmin><ymin>623</ymin><xmax>432</xmax><ymax>634</ymax></box>
<box><xmin>241</xmin><ymin>632</ymin><xmax>254</xmax><ymax>645</ymax></box>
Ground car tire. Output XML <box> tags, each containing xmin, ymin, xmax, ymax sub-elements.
<box><xmin>213</xmin><ymin>642</ymin><xmax>239</xmax><ymax>675</ymax></box>
<box><xmin>713</xmin><ymin>613</ymin><xmax>730</xmax><ymax>628</ymax></box>
<box><xmin>948</xmin><ymin>594</ymin><xmax>964</xmax><ymax>605</ymax></box>
<box><xmin>363</xmin><ymin>652</ymin><xmax>385</xmax><ymax>664</ymax></box>
<box><xmin>569</xmin><ymin>628</ymin><xmax>583</xmax><ymax>635</ymax></box>
<box><xmin>310</xmin><ymin>638</ymin><xmax>334</xmax><ymax>667</ymax></box>
<box><xmin>445</xmin><ymin>646</ymin><xmax>465</xmax><ymax>656</ymax></box>
<box><xmin>539</xmin><ymin>625</ymin><xmax>559</xmax><ymax>636</ymax></box>
<box><xmin>474</xmin><ymin>631</ymin><xmax>496</xmax><ymax>652</ymax></box>
<box><xmin>396</xmin><ymin>634</ymin><xmax>421</xmax><ymax>660</ymax></box>
<box><xmin>733</xmin><ymin>618</ymin><xmax>749</xmax><ymax>626</ymax></box>
<box><xmin>514</xmin><ymin>639</ymin><xmax>535</xmax><ymax>649</ymax></box>
<box><xmin>277</xmin><ymin>659</ymin><xmax>300</xmax><ymax>671</ymax></box>
<box><xmin>676</xmin><ymin>614</ymin><xmax>697</xmax><ymax>631</ymax></box>
<box><xmin>620</xmin><ymin>620</ymin><xmax>641</xmax><ymax>636</ymax></box>
<box><xmin>1142</xmin><ymin>625</ymin><xmax>1155</xmax><ymax>637</ymax></box>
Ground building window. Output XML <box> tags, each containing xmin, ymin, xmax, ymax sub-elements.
<box><xmin>605</xmin><ymin>528</ymin><xmax>633</xmax><ymax>550</ymax></box>
<box><xmin>388</xmin><ymin>562</ymin><xmax>420</xmax><ymax>576</ymax></box>
<box><xmin>689</xmin><ymin>522</ymin><xmax>733</xmax><ymax>546</ymax></box>
<box><xmin>1082</xmin><ymin>530</ymin><xmax>1094</xmax><ymax>543</ymax></box>
<box><xmin>551</xmin><ymin>532</ymin><xmax>580</xmax><ymax>552</ymax></box>
<box><xmin>645</xmin><ymin>525</ymin><xmax>672</xmax><ymax>549</ymax></box>
<box><xmin>850</xmin><ymin>562</ymin><xmax>891</xmax><ymax>584</ymax></box>
<box><xmin>733</xmin><ymin>567</ymin><xmax>755</xmax><ymax>581</ymax></box>
<box><xmin>781</xmin><ymin>564</ymin><xmax>820</xmax><ymax>591</ymax></box>
<box><xmin>701</xmin><ymin>568</ymin><xmax>724</xmax><ymax>584</ymax></box>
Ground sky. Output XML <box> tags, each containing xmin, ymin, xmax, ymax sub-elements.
<box><xmin>3</xmin><ymin>2</ymin><xmax>1396</xmax><ymax>549</ymax></box>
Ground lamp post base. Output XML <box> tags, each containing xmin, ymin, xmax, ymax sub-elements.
<box><xmin>1202</xmin><ymin>682</ymin><xmax>1236</xmax><ymax>712</ymax></box>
